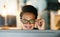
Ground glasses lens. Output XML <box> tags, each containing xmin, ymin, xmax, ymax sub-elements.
<box><xmin>22</xmin><ymin>19</ymin><xmax>28</xmax><ymax>24</ymax></box>
<box><xmin>29</xmin><ymin>20</ymin><xmax>35</xmax><ymax>24</ymax></box>
<box><xmin>21</xmin><ymin>19</ymin><xmax>35</xmax><ymax>24</ymax></box>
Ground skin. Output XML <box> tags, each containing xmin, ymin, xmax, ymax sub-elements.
<box><xmin>21</xmin><ymin>12</ymin><xmax>45</xmax><ymax>30</ymax></box>
<box><xmin>22</xmin><ymin>12</ymin><xmax>35</xmax><ymax>30</ymax></box>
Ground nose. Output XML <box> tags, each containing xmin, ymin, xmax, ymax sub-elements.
<box><xmin>27</xmin><ymin>22</ymin><xmax>31</xmax><ymax>25</ymax></box>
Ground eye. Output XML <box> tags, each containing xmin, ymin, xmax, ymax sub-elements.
<box><xmin>22</xmin><ymin>19</ymin><xmax>28</xmax><ymax>24</ymax></box>
<box><xmin>29</xmin><ymin>20</ymin><xmax>35</xmax><ymax>24</ymax></box>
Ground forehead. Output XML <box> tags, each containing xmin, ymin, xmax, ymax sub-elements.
<box><xmin>22</xmin><ymin>12</ymin><xmax>35</xmax><ymax>20</ymax></box>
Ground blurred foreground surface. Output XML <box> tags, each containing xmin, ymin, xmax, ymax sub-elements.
<box><xmin>0</xmin><ymin>30</ymin><xmax>60</xmax><ymax>37</ymax></box>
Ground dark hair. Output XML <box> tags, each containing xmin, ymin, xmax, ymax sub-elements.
<box><xmin>20</xmin><ymin>5</ymin><xmax>38</xmax><ymax>19</ymax></box>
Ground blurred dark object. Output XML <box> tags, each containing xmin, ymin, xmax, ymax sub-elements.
<box><xmin>7</xmin><ymin>15</ymin><xmax>16</xmax><ymax>27</ymax></box>
<box><xmin>47</xmin><ymin>3</ymin><xmax>60</xmax><ymax>11</ymax></box>
<box><xmin>47</xmin><ymin>0</ymin><xmax>58</xmax><ymax>3</ymax></box>
<box><xmin>46</xmin><ymin>0</ymin><xmax>60</xmax><ymax>11</ymax></box>
<box><xmin>0</xmin><ymin>15</ymin><xmax>5</xmax><ymax>27</ymax></box>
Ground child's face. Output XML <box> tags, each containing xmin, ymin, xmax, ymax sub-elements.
<box><xmin>21</xmin><ymin>12</ymin><xmax>35</xmax><ymax>30</ymax></box>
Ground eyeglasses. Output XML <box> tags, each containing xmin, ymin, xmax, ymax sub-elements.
<box><xmin>21</xmin><ymin>19</ymin><xmax>35</xmax><ymax>24</ymax></box>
